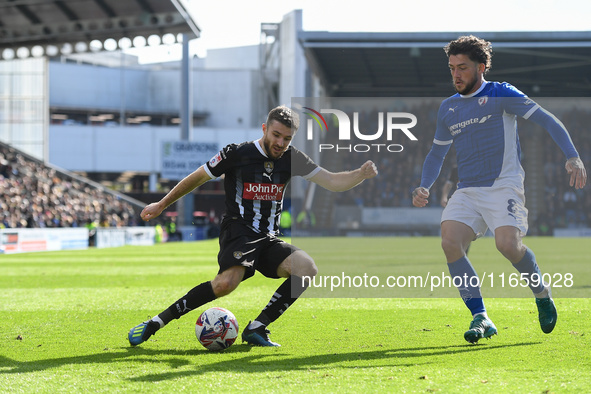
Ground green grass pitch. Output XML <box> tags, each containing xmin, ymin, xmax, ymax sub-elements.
<box><xmin>1</xmin><ymin>237</ymin><xmax>590</xmax><ymax>392</ymax></box>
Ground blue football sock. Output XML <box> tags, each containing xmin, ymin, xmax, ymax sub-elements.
<box><xmin>447</xmin><ymin>256</ymin><xmax>486</xmax><ymax>316</ymax></box>
<box><xmin>512</xmin><ymin>247</ymin><xmax>545</xmax><ymax>294</ymax></box>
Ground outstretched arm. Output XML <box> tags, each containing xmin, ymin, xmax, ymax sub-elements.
<box><xmin>528</xmin><ymin>108</ymin><xmax>586</xmax><ymax>189</ymax></box>
<box><xmin>141</xmin><ymin>165</ymin><xmax>213</xmax><ymax>221</ymax></box>
<box><xmin>309</xmin><ymin>160</ymin><xmax>378</xmax><ymax>192</ymax></box>
<box><xmin>412</xmin><ymin>142</ymin><xmax>450</xmax><ymax>207</ymax></box>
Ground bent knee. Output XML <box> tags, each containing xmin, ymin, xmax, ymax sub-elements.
<box><xmin>441</xmin><ymin>237</ymin><xmax>464</xmax><ymax>257</ymax></box>
<box><xmin>211</xmin><ymin>270</ymin><xmax>243</xmax><ymax>297</ymax></box>
<box><xmin>495</xmin><ymin>238</ymin><xmax>524</xmax><ymax>262</ymax></box>
<box><xmin>296</xmin><ymin>253</ymin><xmax>317</xmax><ymax>278</ymax></box>
<box><xmin>281</xmin><ymin>251</ymin><xmax>318</xmax><ymax>278</ymax></box>
<box><xmin>299</xmin><ymin>258</ymin><xmax>318</xmax><ymax>278</ymax></box>
<box><xmin>212</xmin><ymin>279</ymin><xmax>238</xmax><ymax>297</ymax></box>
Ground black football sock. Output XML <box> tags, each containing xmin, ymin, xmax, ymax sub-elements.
<box><xmin>254</xmin><ymin>275</ymin><xmax>309</xmax><ymax>327</ymax></box>
<box><xmin>157</xmin><ymin>281</ymin><xmax>217</xmax><ymax>325</ymax></box>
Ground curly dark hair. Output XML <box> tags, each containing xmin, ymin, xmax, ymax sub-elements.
<box><xmin>266</xmin><ymin>105</ymin><xmax>300</xmax><ymax>131</ymax></box>
<box><xmin>444</xmin><ymin>35</ymin><xmax>493</xmax><ymax>74</ymax></box>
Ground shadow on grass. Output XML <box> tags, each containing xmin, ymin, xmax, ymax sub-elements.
<box><xmin>0</xmin><ymin>340</ymin><xmax>541</xmax><ymax>381</ymax></box>
<box><xmin>0</xmin><ymin>346</ymin><xmax>205</xmax><ymax>375</ymax></box>
<box><xmin>130</xmin><ymin>341</ymin><xmax>543</xmax><ymax>382</ymax></box>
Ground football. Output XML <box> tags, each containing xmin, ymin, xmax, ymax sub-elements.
<box><xmin>195</xmin><ymin>307</ymin><xmax>239</xmax><ymax>351</ymax></box>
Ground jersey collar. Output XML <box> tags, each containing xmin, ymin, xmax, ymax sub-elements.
<box><xmin>255</xmin><ymin>139</ymin><xmax>268</xmax><ymax>157</ymax></box>
<box><xmin>460</xmin><ymin>79</ymin><xmax>488</xmax><ymax>98</ymax></box>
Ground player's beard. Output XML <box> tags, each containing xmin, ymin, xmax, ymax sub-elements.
<box><xmin>263</xmin><ymin>138</ymin><xmax>286</xmax><ymax>160</ymax></box>
<box><xmin>454</xmin><ymin>71</ymin><xmax>478</xmax><ymax>95</ymax></box>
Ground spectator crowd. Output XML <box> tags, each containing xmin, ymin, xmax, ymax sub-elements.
<box><xmin>0</xmin><ymin>143</ymin><xmax>141</xmax><ymax>229</ymax></box>
<box><xmin>539</xmin><ymin>107</ymin><xmax>591</xmax><ymax>231</ymax></box>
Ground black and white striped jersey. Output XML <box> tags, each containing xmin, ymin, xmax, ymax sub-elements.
<box><xmin>203</xmin><ymin>140</ymin><xmax>320</xmax><ymax>235</ymax></box>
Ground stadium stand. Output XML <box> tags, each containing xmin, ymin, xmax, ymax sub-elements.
<box><xmin>331</xmin><ymin>100</ymin><xmax>449</xmax><ymax>209</ymax></box>
<box><xmin>539</xmin><ymin>107</ymin><xmax>591</xmax><ymax>231</ymax></box>
<box><xmin>0</xmin><ymin>141</ymin><xmax>143</xmax><ymax>229</ymax></box>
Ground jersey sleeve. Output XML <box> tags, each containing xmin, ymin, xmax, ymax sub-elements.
<box><xmin>420</xmin><ymin>143</ymin><xmax>450</xmax><ymax>190</ymax></box>
<box><xmin>420</xmin><ymin>103</ymin><xmax>453</xmax><ymax>189</ymax></box>
<box><xmin>498</xmin><ymin>82</ymin><xmax>540</xmax><ymax>119</ymax></box>
<box><xmin>291</xmin><ymin>147</ymin><xmax>321</xmax><ymax>180</ymax></box>
<box><xmin>528</xmin><ymin>107</ymin><xmax>579</xmax><ymax>159</ymax></box>
<box><xmin>204</xmin><ymin>144</ymin><xmax>237</xmax><ymax>178</ymax></box>
<box><xmin>498</xmin><ymin>83</ymin><xmax>579</xmax><ymax>159</ymax></box>
<box><xmin>433</xmin><ymin>102</ymin><xmax>453</xmax><ymax>145</ymax></box>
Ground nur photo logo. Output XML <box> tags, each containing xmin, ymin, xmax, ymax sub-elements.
<box><xmin>303</xmin><ymin>106</ymin><xmax>419</xmax><ymax>153</ymax></box>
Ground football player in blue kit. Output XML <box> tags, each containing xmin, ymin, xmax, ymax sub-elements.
<box><xmin>129</xmin><ymin>106</ymin><xmax>378</xmax><ymax>347</ymax></box>
<box><xmin>412</xmin><ymin>36</ymin><xmax>587</xmax><ymax>343</ymax></box>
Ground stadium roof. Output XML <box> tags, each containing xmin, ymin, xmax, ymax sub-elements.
<box><xmin>0</xmin><ymin>0</ymin><xmax>199</xmax><ymax>59</ymax></box>
<box><xmin>299</xmin><ymin>31</ymin><xmax>591</xmax><ymax>97</ymax></box>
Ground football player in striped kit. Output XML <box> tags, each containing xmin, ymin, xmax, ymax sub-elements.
<box><xmin>129</xmin><ymin>105</ymin><xmax>377</xmax><ymax>347</ymax></box>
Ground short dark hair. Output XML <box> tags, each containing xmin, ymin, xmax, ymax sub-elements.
<box><xmin>444</xmin><ymin>35</ymin><xmax>493</xmax><ymax>74</ymax></box>
<box><xmin>266</xmin><ymin>105</ymin><xmax>300</xmax><ymax>131</ymax></box>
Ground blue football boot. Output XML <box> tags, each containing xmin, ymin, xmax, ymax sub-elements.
<box><xmin>464</xmin><ymin>314</ymin><xmax>498</xmax><ymax>344</ymax></box>
<box><xmin>242</xmin><ymin>321</ymin><xmax>280</xmax><ymax>347</ymax></box>
<box><xmin>128</xmin><ymin>320</ymin><xmax>160</xmax><ymax>346</ymax></box>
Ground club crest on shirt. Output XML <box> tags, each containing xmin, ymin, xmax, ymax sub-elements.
<box><xmin>264</xmin><ymin>161</ymin><xmax>274</xmax><ymax>174</ymax></box>
<box><xmin>233</xmin><ymin>251</ymin><xmax>243</xmax><ymax>259</ymax></box>
<box><xmin>209</xmin><ymin>152</ymin><xmax>222</xmax><ymax>168</ymax></box>
<box><xmin>478</xmin><ymin>96</ymin><xmax>488</xmax><ymax>106</ymax></box>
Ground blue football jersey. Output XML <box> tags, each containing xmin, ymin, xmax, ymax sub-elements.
<box><xmin>433</xmin><ymin>81</ymin><xmax>540</xmax><ymax>189</ymax></box>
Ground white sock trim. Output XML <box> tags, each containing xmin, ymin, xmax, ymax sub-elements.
<box><xmin>248</xmin><ymin>320</ymin><xmax>265</xmax><ymax>330</ymax></box>
<box><xmin>152</xmin><ymin>316</ymin><xmax>165</xmax><ymax>328</ymax></box>
<box><xmin>534</xmin><ymin>285</ymin><xmax>551</xmax><ymax>299</ymax></box>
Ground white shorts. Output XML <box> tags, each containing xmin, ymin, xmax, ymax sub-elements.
<box><xmin>441</xmin><ymin>186</ymin><xmax>528</xmax><ymax>238</ymax></box>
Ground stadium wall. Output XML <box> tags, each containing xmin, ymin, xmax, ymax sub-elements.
<box><xmin>331</xmin><ymin>206</ymin><xmax>443</xmax><ymax>236</ymax></box>
<box><xmin>48</xmin><ymin>125</ymin><xmax>261</xmax><ymax>173</ymax></box>
<box><xmin>0</xmin><ymin>227</ymin><xmax>158</xmax><ymax>254</ymax></box>
<box><xmin>49</xmin><ymin>62</ymin><xmax>262</xmax><ymax>129</ymax></box>
<box><xmin>96</xmin><ymin>227</ymin><xmax>156</xmax><ymax>248</ymax></box>
<box><xmin>0</xmin><ymin>228</ymin><xmax>88</xmax><ymax>254</ymax></box>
